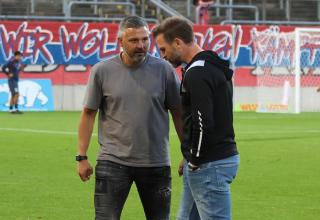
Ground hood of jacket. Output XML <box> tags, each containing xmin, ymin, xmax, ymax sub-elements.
<box><xmin>186</xmin><ymin>50</ymin><xmax>233</xmax><ymax>80</ymax></box>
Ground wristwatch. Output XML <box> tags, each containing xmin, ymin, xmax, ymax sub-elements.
<box><xmin>76</xmin><ymin>155</ymin><xmax>88</xmax><ymax>161</ymax></box>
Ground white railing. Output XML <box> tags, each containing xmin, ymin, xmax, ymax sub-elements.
<box><xmin>148</xmin><ymin>0</ymin><xmax>193</xmax><ymax>23</ymax></box>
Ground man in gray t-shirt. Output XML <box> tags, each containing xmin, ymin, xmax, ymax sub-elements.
<box><xmin>76</xmin><ymin>16</ymin><xmax>182</xmax><ymax>220</ymax></box>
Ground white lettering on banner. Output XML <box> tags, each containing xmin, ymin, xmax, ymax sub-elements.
<box><xmin>0</xmin><ymin>22</ymin><xmax>53</xmax><ymax>63</ymax></box>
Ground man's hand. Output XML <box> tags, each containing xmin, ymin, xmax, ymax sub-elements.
<box><xmin>8</xmin><ymin>73</ymin><xmax>13</xmax><ymax>78</ymax></box>
<box><xmin>178</xmin><ymin>159</ymin><xmax>185</xmax><ymax>177</ymax></box>
<box><xmin>77</xmin><ymin>160</ymin><xmax>93</xmax><ymax>182</ymax></box>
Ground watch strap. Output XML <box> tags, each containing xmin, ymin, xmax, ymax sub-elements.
<box><xmin>76</xmin><ymin>155</ymin><xmax>88</xmax><ymax>161</ymax></box>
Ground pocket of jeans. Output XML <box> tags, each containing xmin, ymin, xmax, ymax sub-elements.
<box><xmin>96</xmin><ymin>161</ymin><xmax>125</xmax><ymax>176</ymax></box>
<box><xmin>215</xmin><ymin>164</ymin><xmax>239</xmax><ymax>191</ymax></box>
<box><xmin>95</xmin><ymin>163</ymin><xmax>108</xmax><ymax>194</ymax></box>
<box><xmin>95</xmin><ymin>162</ymin><xmax>126</xmax><ymax>194</ymax></box>
<box><xmin>95</xmin><ymin>177</ymin><xmax>108</xmax><ymax>194</ymax></box>
<box><xmin>187</xmin><ymin>166</ymin><xmax>212</xmax><ymax>185</ymax></box>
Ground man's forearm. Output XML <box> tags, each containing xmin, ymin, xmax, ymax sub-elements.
<box><xmin>171</xmin><ymin>107</ymin><xmax>186</xmax><ymax>176</ymax></box>
<box><xmin>170</xmin><ymin>107</ymin><xmax>183</xmax><ymax>142</ymax></box>
<box><xmin>78</xmin><ymin>108</ymin><xmax>97</xmax><ymax>155</ymax></box>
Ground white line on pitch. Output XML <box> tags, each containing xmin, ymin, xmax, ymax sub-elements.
<box><xmin>0</xmin><ymin>127</ymin><xmax>97</xmax><ymax>136</ymax></box>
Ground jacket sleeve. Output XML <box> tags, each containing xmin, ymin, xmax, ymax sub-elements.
<box><xmin>1</xmin><ymin>61</ymin><xmax>11</xmax><ymax>75</ymax></box>
<box><xmin>186</xmin><ymin>67</ymin><xmax>215</xmax><ymax>165</ymax></box>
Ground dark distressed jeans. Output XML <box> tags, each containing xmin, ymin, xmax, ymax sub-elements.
<box><xmin>94</xmin><ymin>160</ymin><xmax>171</xmax><ymax>220</ymax></box>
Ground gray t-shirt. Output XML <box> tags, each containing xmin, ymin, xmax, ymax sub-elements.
<box><xmin>83</xmin><ymin>53</ymin><xmax>181</xmax><ymax>167</ymax></box>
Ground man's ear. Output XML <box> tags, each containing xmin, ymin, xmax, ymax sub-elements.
<box><xmin>174</xmin><ymin>38</ymin><xmax>183</xmax><ymax>48</ymax></box>
<box><xmin>118</xmin><ymin>37</ymin><xmax>123</xmax><ymax>47</ymax></box>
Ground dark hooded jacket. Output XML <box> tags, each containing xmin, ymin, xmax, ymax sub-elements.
<box><xmin>2</xmin><ymin>58</ymin><xmax>22</xmax><ymax>81</ymax></box>
<box><xmin>181</xmin><ymin>51</ymin><xmax>238</xmax><ymax>166</ymax></box>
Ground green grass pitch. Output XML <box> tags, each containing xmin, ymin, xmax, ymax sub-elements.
<box><xmin>0</xmin><ymin>112</ymin><xmax>320</xmax><ymax>220</ymax></box>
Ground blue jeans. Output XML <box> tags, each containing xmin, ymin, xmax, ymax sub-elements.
<box><xmin>177</xmin><ymin>155</ymin><xmax>240</xmax><ymax>220</ymax></box>
<box><xmin>94</xmin><ymin>160</ymin><xmax>171</xmax><ymax>220</ymax></box>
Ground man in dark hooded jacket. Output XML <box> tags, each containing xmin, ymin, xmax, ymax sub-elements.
<box><xmin>153</xmin><ymin>17</ymin><xmax>239</xmax><ymax>220</ymax></box>
<box><xmin>2</xmin><ymin>51</ymin><xmax>23</xmax><ymax>113</ymax></box>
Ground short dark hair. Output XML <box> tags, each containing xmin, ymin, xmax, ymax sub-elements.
<box><xmin>118</xmin><ymin>16</ymin><xmax>148</xmax><ymax>37</ymax></box>
<box><xmin>153</xmin><ymin>17</ymin><xmax>194</xmax><ymax>44</ymax></box>
<box><xmin>14</xmin><ymin>51</ymin><xmax>22</xmax><ymax>56</ymax></box>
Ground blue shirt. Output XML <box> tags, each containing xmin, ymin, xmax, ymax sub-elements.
<box><xmin>2</xmin><ymin>58</ymin><xmax>23</xmax><ymax>81</ymax></box>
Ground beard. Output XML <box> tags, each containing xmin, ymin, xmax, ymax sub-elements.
<box><xmin>122</xmin><ymin>47</ymin><xmax>148</xmax><ymax>64</ymax></box>
<box><xmin>132</xmin><ymin>49</ymin><xmax>147</xmax><ymax>62</ymax></box>
<box><xmin>167</xmin><ymin>52</ymin><xmax>183</xmax><ymax>68</ymax></box>
<box><xmin>168</xmin><ymin>58</ymin><xmax>182</xmax><ymax>68</ymax></box>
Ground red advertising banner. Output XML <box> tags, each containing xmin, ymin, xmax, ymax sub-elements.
<box><xmin>0</xmin><ymin>21</ymin><xmax>320</xmax><ymax>86</ymax></box>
